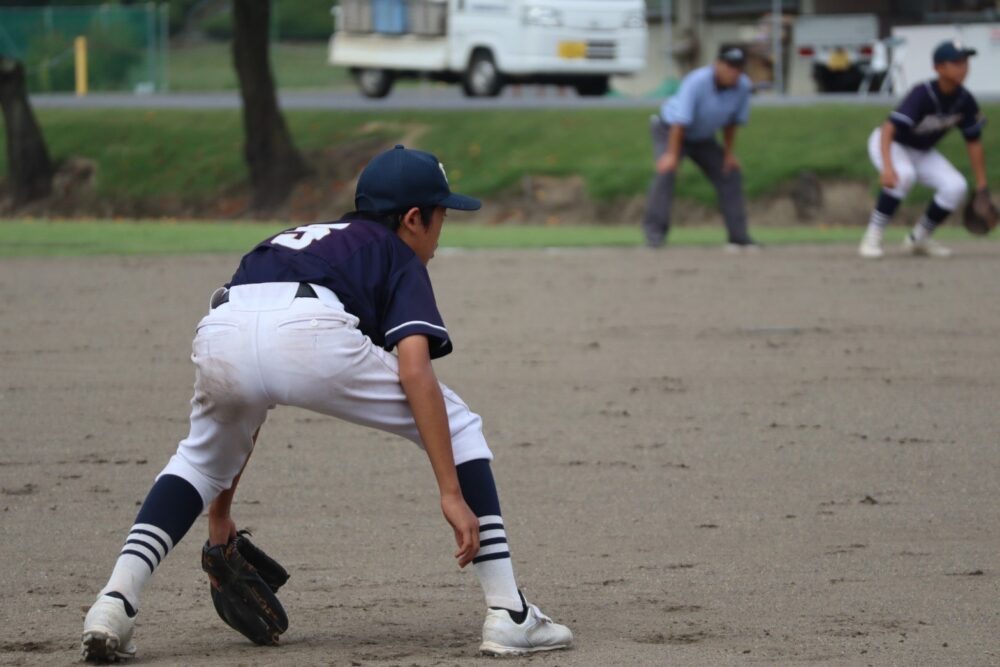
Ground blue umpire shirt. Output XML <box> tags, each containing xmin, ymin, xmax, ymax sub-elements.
<box><xmin>228</xmin><ymin>215</ymin><xmax>453</xmax><ymax>359</ymax></box>
<box><xmin>660</xmin><ymin>65</ymin><xmax>752</xmax><ymax>141</ymax></box>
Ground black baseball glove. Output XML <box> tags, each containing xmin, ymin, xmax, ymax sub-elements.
<box><xmin>963</xmin><ymin>187</ymin><xmax>999</xmax><ymax>236</ymax></box>
<box><xmin>201</xmin><ymin>531</ymin><xmax>290</xmax><ymax>645</ymax></box>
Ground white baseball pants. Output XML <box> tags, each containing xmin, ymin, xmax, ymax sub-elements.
<box><xmin>868</xmin><ymin>127</ymin><xmax>968</xmax><ymax>211</ymax></box>
<box><xmin>160</xmin><ymin>282</ymin><xmax>492</xmax><ymax>505</ymax></box>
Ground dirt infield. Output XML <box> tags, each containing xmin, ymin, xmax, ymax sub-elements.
<box><xmin>3</xmin><ymin>242</ymin><xmax>1000</xmax><ymax>666</ymax></box>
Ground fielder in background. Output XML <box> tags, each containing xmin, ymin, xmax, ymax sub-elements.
<box><xmin>80</xmin><ymin>146</ymin><xmax>573</xmax><ymax>661</ymax></box>
<box><xmin>860</xmin><ymin>40</ymin><xmax>989</xmax><ymax>259</ymax></box>
<box><xmin>642</xmin><ymin>45</ymin><xmax>757</xmax><ymax>252</ymax></box>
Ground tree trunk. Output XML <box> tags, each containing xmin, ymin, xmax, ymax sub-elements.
<box><xmin>0</xmin><ymin>58</ymin><xmax>54</xmax><ymax>206</ymax></box>
<box><xmin>232</xmin><ymin>0</ymin><xmax>306</xmax><ymax>211</ymax></box>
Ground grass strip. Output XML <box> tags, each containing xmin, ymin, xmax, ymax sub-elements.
<box><xmin>0</xmin><ymin>219</ymin><xmax>990</xmax><ymax>258</ymax></box>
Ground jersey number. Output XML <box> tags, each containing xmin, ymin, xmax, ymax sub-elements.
<box><xmin>271</xmin><ymin>222</ymin><xmax>350</xmax><ymax>250</ymax></box>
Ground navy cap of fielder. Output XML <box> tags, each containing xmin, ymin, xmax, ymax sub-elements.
<box><xmin>933</xmin><ymin>39</ymin><xmax>977</xmax><ymax>64</ymax></box>
<box><xmin>355</xmin><ymin>145</ymin><xmax>481</xmax><ymax>215</ymax></box>
<box><xmin>717</xmin><ymin>45</ymin><xmax>746</xmax><ymax>67</ymax></box>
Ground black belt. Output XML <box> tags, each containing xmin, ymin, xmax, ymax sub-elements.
<box><xmin>215</xmin><ymin>282</ymin><xmax>317</xmax><ymax>307</ymax></box>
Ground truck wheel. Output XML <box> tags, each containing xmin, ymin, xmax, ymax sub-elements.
<box><xmin>354</xmin><ymin>68</ymin><xmax>394</xmax><ymax>98</ymax></box>
<box><xmin>462</xmin><ymin>52</ymin><xmax>503</xmax><ymax>97</ymax></box>
<box><xmin>575</xmin><ymin>76</ymin><xmax>610</xmax><ymax>97</ymax></box>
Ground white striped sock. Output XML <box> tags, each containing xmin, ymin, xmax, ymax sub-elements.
<box><xmin>100</xmin><ymin>523</ymin><xmax>175</xmax><ymax>612</ymax></box>
<box><xmin>913</xmin><ymin>216</ymin><xmax>936</xmax><ymax>240</ymax></box>
<box><xmin>867</xmin><ymin>209</ymin><xmax>890</xmax><ymax>235</ymax></box>
<box><xmin>473</xmin><ymin>515</ymin><xmax>522</xmax><ymax>611</ymax></box>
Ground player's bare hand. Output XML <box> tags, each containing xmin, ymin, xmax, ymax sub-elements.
<box><xmin>656</xmin><ymin>152</ymin><xmax>679</xmax><ymax>174</ymax></box>
<box><xmin>880</xmin><ymin>167</ymin><xmax>898</xmax><ymax>189</ymax></box>
<box><xmin>208</xmin><ymin>514</ymin><xmax>237</xmax><ymax>547</ymax></box>
<box><xmin>441</xmin><ymin>493</ymin><xmax>479</xmax><ymax>568</ymax></box>
<box><xmin>723</xmin><ymin>153</ymin><xmax>741</xmax><ymax>174</ymax></box>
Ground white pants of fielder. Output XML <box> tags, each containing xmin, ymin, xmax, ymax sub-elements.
<box><xmin>867</xmin><ymin>127</ymin><xmax>967</xmax><ymax>211</ymax></box>
<box><xmin>161</xmin><ymin>282</ymin><xmax>493</xmax><ymax>507</ymax></box>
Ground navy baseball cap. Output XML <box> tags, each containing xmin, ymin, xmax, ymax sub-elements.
<box><xmin>717</xmin><ymin>45</ymin><xmax>746</xmax><ymax>67</ymax></box>
<box><xmin>933</xmin><ymin>39</ymin><xmax>977</xmax><ymax>64</ymax></box>
<box><xmin>355</xmin><ymin>145</ymin><xmax>481</xmax><ymax>214</ymax></box>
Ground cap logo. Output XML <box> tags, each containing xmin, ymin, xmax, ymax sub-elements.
<box><xmin>438</xmin><ymin>162</ymin><xmax>449</xmax><ymax>185</ymax></box>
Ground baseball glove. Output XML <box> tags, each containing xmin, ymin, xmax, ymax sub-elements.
<box><xmin>201</xmin><ymin>531</ymin><xmax>290</xmax><ymax>645</ymax></box>
<box><xmin>963</xmin><ymin>187</ymin><xmax>999</xmax><ymax>236</ymax></box>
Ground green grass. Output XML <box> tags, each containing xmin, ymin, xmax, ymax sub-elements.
<box><xmin>169</xmin><ymin>42</ymin><xmax>352</xmax><ymax>92</ymax></box>
<box><xmin>5</xmin><ymin>105</ymin><xmax>1000</xmax><ymax>206</ymax></box>
<box><xmin>0</xmin><ymin>219</ymin><xmax>989</xmax><ymax>258</ymax></box>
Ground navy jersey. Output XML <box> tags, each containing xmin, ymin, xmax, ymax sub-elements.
<box><xmin>228</xmin><ymin>216</ymin><xmax>453</xmax><ymax>359</ymax></box>
<box><xmin>889</xmin><ymin>80</ymin><xmax>985</xmax><ymax>151</ymax></box>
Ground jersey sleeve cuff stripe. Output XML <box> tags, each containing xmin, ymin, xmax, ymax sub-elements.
<box><xmin>889</xmin><ymin>111</ymin><xmax>915</xmax><ymax>125</ymax></box>
<box><xmin>384</xmin><ymin>320</ymin><xmax>449</xmax><ymax>338</ymax></box>
<box><xmin>964</xmin><ymin>119</ymin><xmax>987</xmax><ymax>134</ymax></box>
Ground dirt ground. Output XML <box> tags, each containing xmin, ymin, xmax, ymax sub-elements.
<box><xmin>2</xmin><ymin>241</ymin><xmax>1000</xmax><ymax>666</ymax></box>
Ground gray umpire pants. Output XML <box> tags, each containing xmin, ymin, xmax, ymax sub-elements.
<box><xmin>642</xmin><ymin>116</ymin><xmax>751</xmax><ymax>247</ymax></box>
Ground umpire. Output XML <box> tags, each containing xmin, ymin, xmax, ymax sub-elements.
<box><xmin>643</xmin><ymin>46</ymin><xmax>756</xmax><ymax>250</ymax></box>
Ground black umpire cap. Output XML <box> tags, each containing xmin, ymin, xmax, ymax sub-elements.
<box><xmin>717</xmin><ymin>45</ymin><xmax>747</xmax><ymax>67</ymax></box>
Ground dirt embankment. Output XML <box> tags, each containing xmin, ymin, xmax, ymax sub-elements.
<box><xmin>4</xmin><ymin>137</ymin><xmax>877</xmax><ymax>226</ymax></box>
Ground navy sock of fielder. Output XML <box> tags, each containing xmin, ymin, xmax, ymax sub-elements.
<box><xmin>99</xmin><ymin>474</ymin><xmax>204</xmax><ymax>616</ymax></box>
<box><xmin>912</xmin><ymin>198</ymin><xmax>951</xmax><ymax>241</ymax></box>
<box><xmin>456</xmin><ymin>459</ymin><xmax>526</xmax><ymax>621</ymax></box>
<box><xmin>867</xmin><ymin>190</ymin><xmax>902</xmax><ymax>236</ymax></box>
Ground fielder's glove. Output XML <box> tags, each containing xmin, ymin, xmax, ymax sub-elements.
<box><xmin>963</xmin><ymin>187</ymin><xmax>999</xmax><ymax>236</ymax></box>
<box><xmin>201</xmin><ymin>531</ymin><xmax>290</xmax><ymax>645</ymax></box>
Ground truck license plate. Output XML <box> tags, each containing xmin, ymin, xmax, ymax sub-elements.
<box><xmin>558</xmin><ymin>41</ymin><xmax>586</xmax><ymax>59</ymax></box>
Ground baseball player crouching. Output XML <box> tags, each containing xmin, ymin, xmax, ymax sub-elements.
<box><xmin>860</xmin><ymin>40</ymin><xmax>989</xmax><ymax>259</ymax></box>
<box><xmin>81</xmin><ymin>146</ymin><xmax>572</xmax><ymax>661</ymax></box>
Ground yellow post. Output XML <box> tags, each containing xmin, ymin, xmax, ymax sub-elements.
<box><xmin>74</xmin><ymin>36</ymin><xmax>88</xmax><ymax>96</ymax></box>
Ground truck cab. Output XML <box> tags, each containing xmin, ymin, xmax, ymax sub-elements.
<box><xmin>329</xmin><ymin>0</ymin><xmax>647</xmax><ymax>98</ymax></box>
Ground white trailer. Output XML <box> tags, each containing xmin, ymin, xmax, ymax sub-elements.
<box><xmin>329</xmin><ymin>0</ymin><xmax>648</xmax><ymax>98</ymax></box>
<box><xmin>891</xmin><ymin>23</ymin><xmax>1000</xmax><ymax>96</ymax></box>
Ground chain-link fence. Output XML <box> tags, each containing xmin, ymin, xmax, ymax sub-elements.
<box><xmin>0</xmin><ymin>3</ymin><xmax>169</xmax><ymax>93</ymax></box>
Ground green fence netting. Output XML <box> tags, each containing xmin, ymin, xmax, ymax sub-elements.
<box><xmin>0</xmin><ymin>4</ymin><xmax>168</xmax><ymax>93</ymax></box>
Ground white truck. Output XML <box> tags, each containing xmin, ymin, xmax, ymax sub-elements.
<box><xmin>790</xmin><ymin>14</ymin><xmax>879</xmax><ymax>93</ymax></box>
<box><xmin>328</xmin><ymin>0</ymin><xmax>647</xmax><ymax>98</ymax></box>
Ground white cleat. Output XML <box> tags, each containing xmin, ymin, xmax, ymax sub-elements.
<box><xmin>903</xmin><ymin>233</ymin><xmax>952</xmax><ymax>258</ymax></box>
<box><xmin>82</xmin><ymin>595</ymin><xmax>136</xmax><ymax>662</ymax></box>
<box><xmin>480</xmin><ymin>602</ymin><xmax>573</xmax><ymax>656</ymax></box>
<box><xmin>858</xmin><ymin>232</ymin><xmax>884</xmax><ymax>259</ymax></box>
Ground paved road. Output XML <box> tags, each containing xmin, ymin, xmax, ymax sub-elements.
<box><xmin>29</xmin><ymin>88</ymin><xmax>943</xmax><ymax>111</ymax></box>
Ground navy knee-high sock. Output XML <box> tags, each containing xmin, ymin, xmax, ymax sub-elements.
<box><xmin>457</xmin><ymin>459</ymin><xmax>526</xmax><ymax>619</ymax></box>
<box><xmin>868</xmin><ymin>190</ymin><xmax>902</xmax><ymax>233</ymax></box>
<box><xmin>913</xmin><ymin>199</ymin><xmax>951</xmax><ymax>239</ymax></box>
<box><xmin>100</xmin><ymin>474</ymin><xmax>204</xmax><ymax>615</ymax></box>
